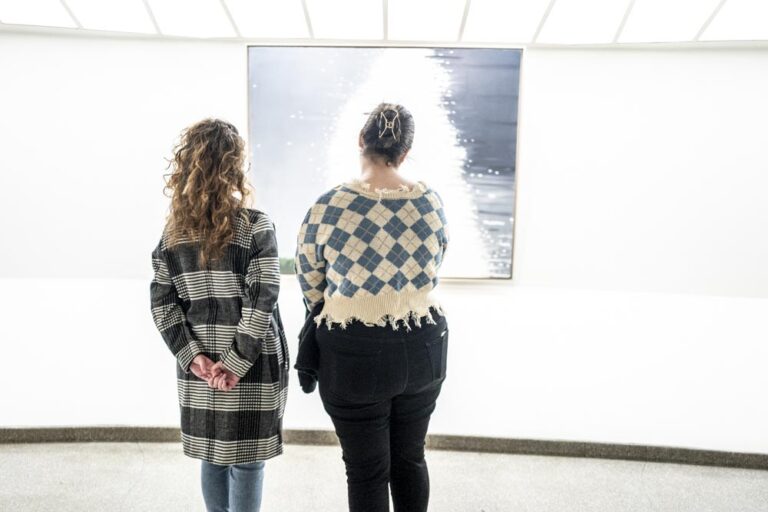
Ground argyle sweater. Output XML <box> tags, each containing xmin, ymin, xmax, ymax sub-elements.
<box><xmin>295</xmin><ymin>179</ymin><xmax>449</xmax><ymax>329</ymax></box>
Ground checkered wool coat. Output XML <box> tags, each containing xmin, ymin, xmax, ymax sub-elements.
<box><xmin>150</xmin><ymin>207</ymin><xmax>289</xmax><ymax>465</ymax></box>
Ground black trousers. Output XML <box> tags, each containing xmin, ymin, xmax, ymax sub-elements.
<box><xmin>316</xmin><ymin>310</ymin><xmax>449</xmax><ymax>512</ymax></box>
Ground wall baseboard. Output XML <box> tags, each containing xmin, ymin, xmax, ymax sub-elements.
<box><xmin>1</xmin><ymin>427</ymin><xmax>766</xmax><ymax>471</ymax></box>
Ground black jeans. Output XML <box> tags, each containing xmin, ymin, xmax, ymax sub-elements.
<box><xmin>316</xmin><ymin>310</ymin><xmax>449</xmax><ymax>512</ymax></box>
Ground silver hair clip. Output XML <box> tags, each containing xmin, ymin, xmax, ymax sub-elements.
<box><xmin>378</xmin><ymin>110</ymin><xmax>401</xmax><ymax>142</ymax></box>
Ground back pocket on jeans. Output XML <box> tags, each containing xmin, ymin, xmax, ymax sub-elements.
<box><xmin>425</xmin><ymin>329</ymin><xmax>448</xmax><ymax>382</ymax></box>
<box><xmin>317</xmin><ymin>331</ymin><xmax>382</xmax><ymax>401</ymax></box>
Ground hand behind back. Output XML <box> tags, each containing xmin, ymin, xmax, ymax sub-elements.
<box><xmin>190</xmin><ymin>355</ymin><xmax>241</xmax><ymax>392</ymax></box>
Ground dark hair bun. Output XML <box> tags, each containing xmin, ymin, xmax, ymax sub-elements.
<box><xmin>361</xmin><ymin>103</ymin><xmax>414</xmax><ymax>166</ymax></box>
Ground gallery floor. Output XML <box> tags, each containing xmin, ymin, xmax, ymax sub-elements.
<box><xmin>2</xmin><ymin>441</ymin><xmax>767</xmax><ymax>512</ymax></box>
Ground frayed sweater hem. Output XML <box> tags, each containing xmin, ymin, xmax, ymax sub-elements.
<box><xmin>313</xmin><ymin>291</ymin><xmax>446</xmax><ymax>331</ymax></box>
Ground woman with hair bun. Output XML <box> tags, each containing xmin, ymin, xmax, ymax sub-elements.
<box><xmin>295</xmin><ymin>102</ymin><xmax>450</xmax><ymax>512</ymax></box>
<box><xmin>150</xmin><ymin>118</ymin><xmax>289</xmax><ymax>512</ymax></box>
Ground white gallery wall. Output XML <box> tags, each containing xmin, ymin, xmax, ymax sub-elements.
<box><xmin>1</xmin><ymin>31</ymin><xmax>767</xmax><ymax>454</ymax></box>
<box><xmin>0</xmin><ymin>32</ymin><xmax>248</xmax><ymax>277</ymax></box>
<box><xmin>515</xmin><ymin>47</ymin><xmax>768</xmax><ymax>298</ymax></box>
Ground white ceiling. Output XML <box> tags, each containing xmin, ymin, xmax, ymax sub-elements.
<box><xmin>0</xmin><ymin>0</ymin><xmax>765</xmax><ymax>45</ymax></box>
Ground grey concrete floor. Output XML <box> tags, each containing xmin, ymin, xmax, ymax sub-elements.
<box><xmin>1</xmin><ymin>442</ymin><xmax>767</xmax><ymax>512</ymax></box>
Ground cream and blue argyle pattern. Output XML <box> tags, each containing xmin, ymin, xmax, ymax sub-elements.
<box><xmin>296</xmin><ymin>184</ymin><xmax>448</xmax><ymax>308</ymax></box>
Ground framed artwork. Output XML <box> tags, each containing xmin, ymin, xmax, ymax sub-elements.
<box><xmin>248</xmin><ymin>46</ymin><xmax>521</xmax><ymax>278</ymax></box>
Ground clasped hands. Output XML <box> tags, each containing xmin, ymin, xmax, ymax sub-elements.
<box><xmin>190</xmin><ymin>354</ymin><xmax>240</xmax><ymax>391</ymax></box>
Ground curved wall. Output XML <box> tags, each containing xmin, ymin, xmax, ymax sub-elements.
<box><xmin>1</xmin><ymin>32</ymin><xmax>766</xmax><ymax>454</ymax></box>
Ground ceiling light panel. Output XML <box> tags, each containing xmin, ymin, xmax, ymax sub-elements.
<box><xmin>225</xmin><ymin>0</ymin><xmax>308</xmax><ymax>38</ymax></box>
<box><xmin>537</xmin><ymin>0</ymin><xmax>631</xmax><ymax>44</ymax></box>
<box><xmin>700</xmin><ymin>0</ymin><xmax>768</xmax><ymax>41</ymax></box>
<box><xmin>0</xmin><ymin>0</ymin><xmax>77</xmax><ymax>28</ymax></box>
<box><xmin>619</xmin><ymin>0</ymin><xmax>722</xmax><ymax>43</ymax></box>
<box><xmin>148</xmin><ymin>0</ymin><xmax>236</xmax><ymax>38</ymax></box>
<box><xmin>462</xmin><ymin>0</ymin><xmax>552</xmax><ymax>43</ymax></box>
<box><xmin>65</xmin><ymin>0</ymin><xmax>156</xmax><ymax>34</ymax></box>
<box><xmin>388</xmin><ymin>0</ymin><xmax>466</xmax><ymax>41</ymax></box>
<box><xmin>304</xmin><ymin>0</ymin><xmax>382</xmax><ymax>40</ymax></box>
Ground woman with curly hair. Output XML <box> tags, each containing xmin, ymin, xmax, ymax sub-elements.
<box><xmin>149</xmin><ymin>118</ymin><xmax>288</xmax><ymax>512</ymax></box>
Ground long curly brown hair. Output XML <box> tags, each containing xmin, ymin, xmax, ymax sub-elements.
<box><xmin>162</xmin><ymin>118</ymin><xmax>253</xmax><ymax>268</ymax></box>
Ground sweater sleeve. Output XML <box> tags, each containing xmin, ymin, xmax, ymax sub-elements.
<box><xmin>295</xmin><ymin>205</ymin><xmax>327</xmax><ymax>310</ymax></box>
<box><xmin>150</xmin><ymin>239</ymin><xmax>204</xmax><ymax>374</ymax></box>
<box><xmin>432</xmin><ymin>190</ymin><xmax>449</xmax><ymax>263</ymax></box>
<box><xmin>219</xmin><ymin>212</ymin><xmax>282</xmax><ymax>378</ymax></box>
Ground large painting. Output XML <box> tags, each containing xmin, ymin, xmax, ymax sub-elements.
<box><xmin>248</xmin><ymin>46</ymin><xmax>521</xmax><ymax>278</ymax></box>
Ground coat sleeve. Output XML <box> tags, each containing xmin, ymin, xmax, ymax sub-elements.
<box><xmin>295</xmin><ymin>205</ymin><xmax>327</xmax><ymax>310</ymax></box>
<box><xmin>150</xmin><ymin>239</ymin><xmax>203</xmax><ymax>374</ymax></box>
<box><xmin>219</xmin><ymin>212</ymin><xmax>281</xmax><ymax>378</ymax></box>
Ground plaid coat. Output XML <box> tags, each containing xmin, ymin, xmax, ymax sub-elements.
<box><xmin>150</xmin><ymin>208</ymin><xmax>289</xmax><ymax>465</ymax></box>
